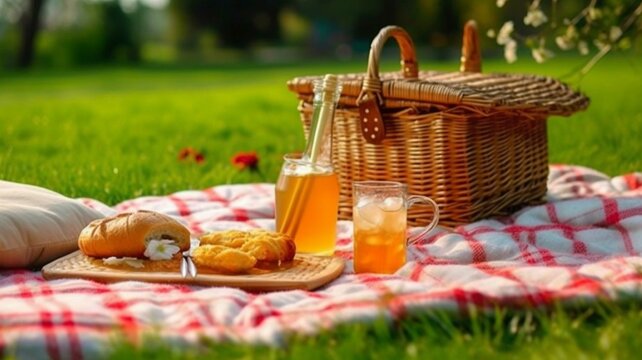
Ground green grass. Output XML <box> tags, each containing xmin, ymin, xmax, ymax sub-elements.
<box><xmin>1</xmin><ymin>55</ymin><xmax>641</xmax><ymax>204</ymax></box>
<box><xmin>1</xmin><ymin>55</ymin><xmax>642</xmax><ymax>359</ymax></box>
<box><xmin>107</xmin><ymin>302</ymin><xmax>642</xmax><ymax>359</ymax></box>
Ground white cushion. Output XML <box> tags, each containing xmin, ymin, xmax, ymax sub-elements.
<box><xmin>0</xmin><ymin>180</ymin><xmax>103</xmax><ymax>269</ymax></box>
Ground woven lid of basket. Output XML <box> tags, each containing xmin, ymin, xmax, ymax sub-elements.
<box><xmin>288</xmin><ymin>23</ymin><xmax>589</xmax><ymax>118</ymax></box>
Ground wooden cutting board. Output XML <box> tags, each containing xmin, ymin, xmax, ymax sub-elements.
<box><xmin>42</xmin><ymin>250</ymin><xmax>345</xmax><ymax>292</ymax></box>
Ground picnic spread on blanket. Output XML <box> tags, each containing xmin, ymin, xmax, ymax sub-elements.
<box><xmin>2</xmin><ymin>166</ymin><xmax>642</xmax><ymax>359</ymax></box>
<box><xmin>1</xmin><ymin>23</ymin><xmax>641</xmax><ymax>360</ymax></box>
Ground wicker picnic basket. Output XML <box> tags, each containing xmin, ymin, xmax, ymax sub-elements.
<box><xmin>287</xmin><ymin>22</ymin><xmax>589</xmax><ymax>227</ymax></box>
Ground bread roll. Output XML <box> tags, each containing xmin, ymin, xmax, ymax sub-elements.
<box><xmin>78</xmin><ymin>210</ymin><xmax>190</xmax><ymax>258</ymax></box>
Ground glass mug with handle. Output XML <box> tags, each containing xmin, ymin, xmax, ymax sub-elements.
<box><xmin>352</xmin><ymin>181</ymin><xmax>440</xmax><ymax>274</ymax></box>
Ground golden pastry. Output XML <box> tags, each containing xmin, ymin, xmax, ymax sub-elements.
<box><xmin>191</xmin><ymin>244</ymin><xmax>257</xmax><ymax>274</ymax></box>
<box><xmin>239</xmin><ymin>230</ymin><xmax>295</xmax><ymax>262</ymax></box>
<box><xmin>199</xmin><ymin>230</ymin><xmax>248</xmax><ymax>248</ymax></box>
<box><xmin>199</xmin><ymin>229</ymin><xmax>295</xmax><ymax>262</ymax></box>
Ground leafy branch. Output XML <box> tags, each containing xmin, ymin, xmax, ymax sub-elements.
<box><xmin>488</xmin><ymin>0</ymin><xmax>642</xmax><ymax>75</ymax></box>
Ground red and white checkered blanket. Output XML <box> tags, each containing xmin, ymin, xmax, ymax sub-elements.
<box><xmin>1</xmin><ymin>165</ymin><xmax>642</xmax><ymax>359</ymax></box>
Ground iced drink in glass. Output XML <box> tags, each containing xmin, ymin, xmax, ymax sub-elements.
<box><xmin>353</xmin><ymin>181</ymin><xmax>439</xmax><ymax>274</ymax></box>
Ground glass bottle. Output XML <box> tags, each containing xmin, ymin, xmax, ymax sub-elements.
<box><xmin>275</xmin><ymin>74</ymin><xmax>342</xmax><ymax>255</ymax></box>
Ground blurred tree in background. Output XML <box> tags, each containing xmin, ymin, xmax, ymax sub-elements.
<box><xmin>0</xmin><ymin>0</ymin><xmax>638</xmax><ymax>70</ymax></box>
<box><xmin>16</xmin><ymin>0</ymin><xmax>44</xmax><ymax>68</ymax></box>
<box><xmin>169</xmin><ymin>0</ymin><xmax>284</xmax><ymax>50</ymax></box>
<box><xmin>1</xmin><ymin>0</ymin><xmax>143</xmax><ymax>68</ymax></box>
<box><xmin>0</xmin><ymin>0</ymin><xmax>47</xmax><ymax>68</ymax></box>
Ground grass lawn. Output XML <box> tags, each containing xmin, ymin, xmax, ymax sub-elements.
<box><xmin>2</xmin><ymin>55</ymin><xmax>641</xmax><ymax>204</ymax></box>
<box><xmin>1</xmin><ymin>54</ymin><xmax>642</xmax><ymax>359</ymax></box>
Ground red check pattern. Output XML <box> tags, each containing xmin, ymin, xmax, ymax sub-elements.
<box><xmin>2</xmin><ymin>165</ymin><xmax>642</xmax><ymax>359</ymax></box>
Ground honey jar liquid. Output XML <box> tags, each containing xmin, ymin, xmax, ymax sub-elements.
<box><xmin>275</xmin><ymin>169</ymin><xmax>339</xmax><ymax>255</ymax></box>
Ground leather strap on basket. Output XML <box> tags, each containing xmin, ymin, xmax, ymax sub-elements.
<box><xmin>357</xmin><ymin>26</ymin><xmax>418</xmax><ymax>144</ymax></box>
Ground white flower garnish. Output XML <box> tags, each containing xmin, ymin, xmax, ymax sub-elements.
<box><xmin>103</xmin><ymin>257</ymin><xmax>144</xmax><ymax>268</ymax></box>
<box><xmin>144</xmin><ymin>239</ymin><xmax>180</xmax><ymax>260</ymax></box>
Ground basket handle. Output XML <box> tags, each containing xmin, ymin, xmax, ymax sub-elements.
<box><xmin>460</xmin><ymin>20</ymin><xmax>482</xmax><ymax>73</ymax></box>
<box><xmin>357</xmin><ymin>25</ymin><xmax>418</xmax><ymax>145</ymax></box>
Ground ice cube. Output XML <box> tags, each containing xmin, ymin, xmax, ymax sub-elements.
<box><xmin>356</xmin><ymin>200</ymin><xmax>384</xmax><ymax>229</ymax></box>
<box><xmin>379</xmin><ymin>197</ymin><xmax>404</xmax><ymax>212</ymax></box>
<box><xmin>356</xmin><ymin>196</ymin><xmax>376</xmax><ymax>209</ymax></box>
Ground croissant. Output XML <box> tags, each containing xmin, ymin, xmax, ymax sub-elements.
<box><xmin>239</xmin><ymin>230</ymin><xmax>296</xmax><ymax>262</ymax></box>
<box><xmin>78</xmin><ymin>210</ymin><xmax>191</xmax><ymax>258</ymax></box>
<box><xmin>200</xmin><ymin>229</ymin><xmax>295</xmax><ymax>262</ymax></box>
<box><xmin>191</xmin><ymin>244</ymin><xmax>257</xmax><ymax>273</ymax></box>
<box><xmin>199</xmin><ymin>230</ymin><xmax>248</xmax><ymax>248</ymax></box>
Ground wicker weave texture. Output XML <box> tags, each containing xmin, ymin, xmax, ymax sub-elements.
<box><xmin>288</xmin><ymin>23</ymin><xmax>588</xmax><ymax>227</ymax></box>
<box><xmin>289</xmin><ymin>71</ymin><xmax>589</xmax><ymax>117</ymax></box>
<box><xmin>299</xmin><ymin>104</ymin><xmax>550</xmax><ymax>227</ymax></box>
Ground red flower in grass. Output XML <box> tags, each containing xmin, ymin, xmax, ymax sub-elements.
<box><xmin>178</xmin><ymin>147</ymin><xmax>194</xmax><ymax>160</ymax></box>
<box><xmin>178</xmin><ymin>147</ymin><xmax>206</xmax><ymax>164</ymax></box>
<box><xmin>231</xmin><ymin>151</ymin><xmax>259</xmax><ymax>171</ymax></box>
<box><xmin>194</xmin><ymin>152</ymin><xmax>205</xmax><ymax>164</ymax></box>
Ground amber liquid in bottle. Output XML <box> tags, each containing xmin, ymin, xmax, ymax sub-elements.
<box><xmin>275</xmin><ymin>164</ymin><xmax>339</xmax><ymax>255</ymax></box>
<box><xmin>275</xmin><ymin>74</ymin><xmax>341</xmax><ymax>255</ymax></box>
